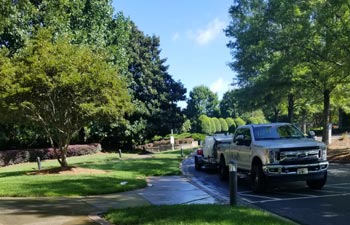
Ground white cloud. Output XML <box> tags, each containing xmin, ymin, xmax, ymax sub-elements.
<box><xmin>189</xmin><ymin>18</ymin><xmax>226</xmax><ymax>45</ymax></box>
<box><xmin>210</xmin><ymin>78</ymin><xmax>232</xmax><ymax>99</ymax></box>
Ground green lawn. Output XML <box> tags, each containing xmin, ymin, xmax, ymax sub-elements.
<box><xmin>0</xmin><ymin>149</ymin><xmax>193</xmax><ymax>197</ymax></box>
<box><xmin>105</xmin><ymin>205</ymin><xmax>293</xmax><ymax>225</ymax></box>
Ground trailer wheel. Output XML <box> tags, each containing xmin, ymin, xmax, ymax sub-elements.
<box><xmin>194</xmin><ymin>156</ymin><xmax>202</xmax><ymax>171</ymax></box>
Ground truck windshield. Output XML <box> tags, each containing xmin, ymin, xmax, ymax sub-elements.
<box><xmin>253</xmin><ymin>124</ymin><xmax>305</xmax><ymax>140</ymax></box>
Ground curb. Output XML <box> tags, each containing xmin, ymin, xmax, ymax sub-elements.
<box><xmin>88</xmin><ymin>213</ymin><xmax>113</xmax><ymax>225</ymax></box>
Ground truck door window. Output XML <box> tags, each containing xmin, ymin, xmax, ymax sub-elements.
<box><xmin>234</xmin><ymin>128</ymin><xmax>251</xmax><ymax>146</ymax></box>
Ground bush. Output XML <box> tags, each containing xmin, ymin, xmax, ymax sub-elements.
<box><xmin>226</xmin><ymin>118</ymin><xmax>236</xmax><ymax>133</ymax></box>
<box><xmin>191</xmin><ymin>133</ymin><xmax>206</xmax><ymax>141</ymax></box>
<box><xmin>0</xmin><ymin>143</ymin><xmax>101</xmax><ymax>167</ymax></box>
<box><xmin>234</xmin><ymin>117</ymin><xmax>246</xmax><ymax>127</ymax></box>
<box><xmin>199</xmin><ymin>115</ymin><xmax>211</xmax><ymax>135</ymax></box>
<box><xmin>219</xmin><ymin>118</ymin><xmax>228</xmax><ymax>132</ymax></box>
<box><xmin>247</xmin><ymin>117</ymin><xmax>259</xmax><ymax>124</ymax></box>
<box><xmin>212</xmin><ymin>117</ymin><xmax>221</xmax><ymax>133</ymax></box>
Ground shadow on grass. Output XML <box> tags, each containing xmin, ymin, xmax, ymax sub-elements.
<box><xmin>0</xmin><ymin>170</ymin><xmax>30</xmax><ymax>178</ymax></box>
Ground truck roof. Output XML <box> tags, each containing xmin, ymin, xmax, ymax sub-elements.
<box><xmin>238</xmin><ymin>122</ymin><xmax>291</xmax><ymax>129</ymax></box>
<box><xmin>213</xmin><ymin>134</ymin><xmax>233</xmax><ymax>142</ymax></box>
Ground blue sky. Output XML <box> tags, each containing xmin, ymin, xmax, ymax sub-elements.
<box><xmin>112</xmin><ymin>0</ymin><xmax>235</xmax><ymax>106</ymax></box>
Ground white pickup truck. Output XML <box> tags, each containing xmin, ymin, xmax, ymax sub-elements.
<box><xmin>194</xmin><ymin>123</ymin><xmax>329</xmax><ymax>192</ymax></box>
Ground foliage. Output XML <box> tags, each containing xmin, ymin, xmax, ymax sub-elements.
<box><xmin>220</xmin><ymin>90</ymin><xmax>239</xmax><ymax>118</ymax></box>
<box><xmin>225</xmin><ymin>0</ymin><xmax>350</xmax><ymax>144</ymax></box>
<box><xmin>198</xmin><ymin>115</ymin><xmax>212</xmax><ymax>135</ymax></box>
<box><xmin>247</xmin><ymin>117</ymin><xmax>259</xmax><ymax>125</ymax></box>
<box><xmin>0</xmin><ymin>144</ymin><xmax>101</xmax><ymax>167</ymax></box>
<box><xmin>212</xmin><ymin>117</ymin><xmax>222</xmax><ymax>133</ymax></box>
<box><xmin>0</xmin><ymin>29</ymin><xmax>131</xmax><ymax>167</ymax></box>
<box><xmin>180</xmin><ymin>119</ymin><xmax>192</xmax><ymax>133</ymax></box>
<box><xmin>119</xmin><ymin>22</ymin><xmax>186</xmax><ymax>146</ymax></box>
<box><xmin>186</xmin><ymin>85</ymin><xmax>219</xmax><ymax>122</ymax></box>
<box><xmin>226</xmin><ymin>118</ymin><xmax>236</xmax><ymax>133</ymax></box>
<box><xmin>219</xmin><ymin>118</ymin><xmax>229</xmax><ymax>132</ymax></box>
<box><xmin>234</xmin><ymin>117</ymin><xmax>246</xmax><ymax>127</ymax></box>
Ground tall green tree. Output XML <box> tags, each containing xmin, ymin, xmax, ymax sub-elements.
<box><xmin>220</xmin><ymin>90</ymin><xmax>238</xmax><ymax>118</ymax></box>
<box><xmin>186</xmin><ymin>85</ymin><xmax>219</xmax><ymax>121</ymax></box>
<box><xmin>226</xmin><ymin>0</ymin><xmax>350</xmax><ymax>144</ymax></box>
<box><xmin>0</xmin><ymin>29</ymin><xmax>131</xmax><ymax>167</ymax></box>
<box><xmin>121</xmin><ymin>22</ymin><xmax>186</xmax><ymax>145</ymax></box>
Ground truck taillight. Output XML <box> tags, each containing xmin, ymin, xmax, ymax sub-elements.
<box><xmin>197</xmin><ymin>148</ymin><xmax>203</xmax><ymax>155</ymax></box>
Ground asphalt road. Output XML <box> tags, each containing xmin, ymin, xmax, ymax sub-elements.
<box><xmin>182</xmin><ymin>156</ymin><xmax>350</xmax><ymax>225</ymax></box>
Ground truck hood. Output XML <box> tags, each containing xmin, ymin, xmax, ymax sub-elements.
<box><xmin>254</xmin><ymin>138</ymin><xmax>325</xmax><ymax>149</ymax></box>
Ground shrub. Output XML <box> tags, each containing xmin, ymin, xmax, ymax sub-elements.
<box><xmin>219</xmin><ymin>118</ymin><xmax>228</xmax><ymax>132</ymax></box>
<box><xmin>247</xmin><ymin>117</ymin><xmax>259</xmax><ymax>124</ymax></box>
<box><xmin>198</xmin><ymin>115</ymin><xmax>211</xmax><ymax>135</ymax></box>
<box><xmin>212</xmin><ymin>117</ymin><xmax>221</xmax><ymax>133</ymax></box>
<box><xmin>0</xmin><ymin>143</ymin><xmax>101</xmax><ymax>167</ymax></box>
<box><xmin>234</xmin><ymin>117</ymin><xmax>246</xmax><ymax>127</ymax></box>
<box><xmin>226</xmin><ymin>118</ymin><xmax>236</xmax><ymax>133</ymax></box>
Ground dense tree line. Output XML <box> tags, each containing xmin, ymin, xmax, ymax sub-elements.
<box><xmin>225</xmin><ymin>0</ymin><xmax>350</xmax><ymax>144</ymax></box>
<box><xmin>0</xmin><ymin>0</ymin><xmax>185</xmax><ymax>166</ymax></box>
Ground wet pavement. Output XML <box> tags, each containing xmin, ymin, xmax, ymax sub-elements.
<box><xmin>139</xmin><ymin>176</ymin><xmax>217</xmax><ymax>205</ymax></box>
<box><xmin>0</xmin><ymin>176</ymin><xmax>218</xmax><ymax>225</ymax></box>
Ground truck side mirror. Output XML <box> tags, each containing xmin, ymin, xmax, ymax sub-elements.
<box><xmin>235</xmin><ymin>135</ymin><xmax>244</xmax><ymax>145</ymax></box>
<box><xmin>308</xmin><ymin>131</ymin><xmax>316</xmax><ymax>139</ymax></box>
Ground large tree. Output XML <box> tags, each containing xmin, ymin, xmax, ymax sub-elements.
<box><xmin>186</xmin><ymin>85</ymin><xmax>219</xmax><ymax>121</ymax></box>
<box><xmin>0</xmin><ymin>29</ymin><xmax>131</xmax><ymax>167</ymax></box>
<box><xmin>118</xmin><ymin>22</ymin><xmax>186</xmax><ymax>145</ymax></box>
<box><xmin>226</xmin><ymin>0</ymin><xmax>350</xmax><ymax>144</ymax></box>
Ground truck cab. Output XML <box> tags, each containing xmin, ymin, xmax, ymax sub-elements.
<box><xmin>216</xmin><ymin>123</ymin><xmax>328</xmax><ymax>192</ymax></box>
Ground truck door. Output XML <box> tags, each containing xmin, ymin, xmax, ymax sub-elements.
<box><xmin>234</xmin><ymin>128</ymin><xmax>252</xmax><ymax>171</ymax></box>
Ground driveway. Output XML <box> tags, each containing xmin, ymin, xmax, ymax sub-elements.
<box><xmin>182</xmin><ymin>156</ymin><xmax>350</xmax><ymax>225</ymax></box>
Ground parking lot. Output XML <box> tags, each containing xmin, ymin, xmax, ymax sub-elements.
<box><xmin>183</xmin><ymin>158</ymin><xmax>350</xmax><ymax>225</ymax></box>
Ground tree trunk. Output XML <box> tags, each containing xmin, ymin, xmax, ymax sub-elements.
<box><xmin>273</xmin><ymin>107</ymin><xmax>279</xmax><ymax>122</ymax></box>
<box><xmin>301</xmin><ymin>110</ymin><xmax>307</xmax><ymax>134</ymax></box>
<box><xmin>287</xmin><ymin>94</ymin><xmax>294</xmax><ymax>123</ymax></box>
<box><xmin>60</xmin><ymin>153</ymin><xmax>68</xmax><ymax>168</ymax></box>
<box><xmin>322</xmin><ymin>89</ymin><xmax>331</xmax><ymax>145</ymax></box>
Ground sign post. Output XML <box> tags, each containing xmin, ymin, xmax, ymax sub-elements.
<box><xmin>170</xmin><ymin>129</ymin><xmax>175</xmax><ymax>150</ymax></box>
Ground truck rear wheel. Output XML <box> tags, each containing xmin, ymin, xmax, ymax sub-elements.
<box><xmin>251</xmin><ymin>164</ymin><xmax>267</xmax><ymax>193</ymax></box>
<box><xmin>307</xmin><ymin>171</ymin><xmax>327</xmax><ymax>189</ymax></box>
<box><xmin>219</xmin><ymin>157</ymin><xmax>228</xmax><ymax>181</ymax></box>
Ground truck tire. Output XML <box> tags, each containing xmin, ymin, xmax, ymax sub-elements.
<box><xmin>194</xmin><ymin>156</ymin><xmax>202</xmax><ymax>171</ymax></box>
<box><xmin>251</xmin><ymin>164</ymin><xmax>267</xmax><ymax>193</ymax></box>
<box><xmin>307</xmin><ymin>171</ymin><xmax>327</xmax><ymax>189</ymax></box>
<box><xmin>219</xmin><ymin>157</ymin><xmax>228</xmax><ymax>181</ymax></box>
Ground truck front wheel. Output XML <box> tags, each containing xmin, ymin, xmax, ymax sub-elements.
<box><xmin>219</xmin><ymin>157</ymin><xmax>228</xmax><ymax>181</ymax></box>
<box><xmin>306</xmin><ymin>171</ymin><xmax>327</xmax><ymax>189</ymax></box>
<box><xmin>251</xmin><ymin>164</ymin><xmax>267</xmax><ymax>193</ymax></box>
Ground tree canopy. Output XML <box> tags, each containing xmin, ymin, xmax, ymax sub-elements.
<box><xmin>226</xmin><ymin>0</ymin><xmax>350</xmax><ymax>143</ymax></box>
<box><xmin>0</xmin><ymin>29</ymin><xmax>131</xmax><ymax>167</ymax></box>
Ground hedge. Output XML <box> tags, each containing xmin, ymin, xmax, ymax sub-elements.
<box><xmin>0</xmin><ymin>143</ymin><xmax>101</xmax><ymax>167</ymax></box>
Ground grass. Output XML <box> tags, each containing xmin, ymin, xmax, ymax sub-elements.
<box><xmin>105</xmin><ymin>205</ymin><xmax>292</xmax><ymax>225</ymax></box>
<box><xmin>0</xmin><ymin>149</ymin><xmax>193</xmax><ymax>197</ymax></box>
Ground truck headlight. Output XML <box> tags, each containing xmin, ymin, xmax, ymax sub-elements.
<box><xmin>266</xmin><ymin>149</ymin><xmax>279</xmax><ymax>164</ymax></box>
<box><xmin>320</xmin><ymin>146</ymin><xmax>327</xmax><ymax>161</ymax></box>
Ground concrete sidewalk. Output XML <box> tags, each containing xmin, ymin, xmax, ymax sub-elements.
<box><xmin>0</xmin><ymin>176</ymin><xmax>218</xmax><ymax>225</ymax></box>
